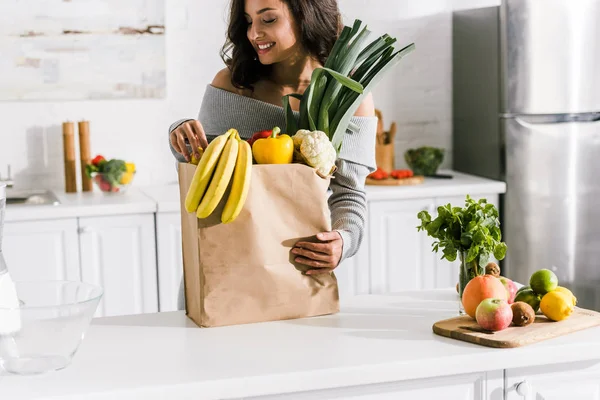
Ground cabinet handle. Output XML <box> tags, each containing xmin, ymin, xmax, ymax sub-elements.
<box><xmin>515</xmin><ymin>380</ymin><xmax>532</xmax><ymax>397</ymax></box>
<box><xmin>78</xmin><ymin>227</ymin><xmax>91</xmax><ymax>234</ymax></box>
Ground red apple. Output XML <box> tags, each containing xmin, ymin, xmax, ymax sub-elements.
<box><xmin>476</xmin><ymin>298</ymin><xmax>513</xmax><ymax>331</ymax></box>
<box><xmin>498</xmin><ymin>276</ymin><xmax>518</xmax><ymax>304</ymax></box>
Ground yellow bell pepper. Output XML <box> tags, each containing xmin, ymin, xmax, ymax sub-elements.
<box><xmin>251</xmin><ymin>127</ymin><xmax>294</xmax><ymax>164</ymax></box>
<box><xmin>125</xmin><ymin>162</ymin><xmax>136</xmax><ymax>173</ymax></box>
<box><xmin>120</xmin><ymin>162</ymin><xmax>136</xmax><ymax>184</ymax></box>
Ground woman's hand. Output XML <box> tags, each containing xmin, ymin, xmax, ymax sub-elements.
<box><xmin>170</xmin><ymin>120</ymin><xmax>209</xmax><ymax>162</ymax></box>
<box><xmin>292</xmin><ymin>231</ymin><xmax>343</xmax><ymax>275</ymax></box>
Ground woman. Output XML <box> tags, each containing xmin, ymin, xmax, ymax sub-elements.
<box><xmin>168</xmin><ymin>0</ymin><xmax>377</xmax><ymax>291</ymax></box>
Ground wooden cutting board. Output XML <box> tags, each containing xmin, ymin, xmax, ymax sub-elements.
<box><xmin>432</xmin><ymin>307</ymin><xmax>600</xmax><ymax>348</ymax></box>
<box><xmin>365</xmin><ymin>176</ymin><xmax>425</xmax><ymax>186</ymax></box>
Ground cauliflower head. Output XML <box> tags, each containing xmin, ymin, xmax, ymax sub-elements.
<box><xmin>292</xmin><ymin>129</ymin><xmax>337</xmax><ymax>176</ymax></box>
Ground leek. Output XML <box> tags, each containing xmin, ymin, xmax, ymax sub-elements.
<box><xmin>283</xmin><ymin>19</ymin><xmax>415</xmax><ymax>154</ymax></box>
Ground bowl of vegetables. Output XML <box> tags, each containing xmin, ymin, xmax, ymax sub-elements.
<box><xmin>404</xmin><ymin>146</ymin><xmax>445</xmax><ymax>176</ymax></box>
<box><xmin>86</xmin><ymin>155</ymin><xmax>136</xmax><ymax>194</ymax></box>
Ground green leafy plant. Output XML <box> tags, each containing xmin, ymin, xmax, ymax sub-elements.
<box><xmin>283</xmin><ymin>19</ymin><xmax>415</xmax><ymax>153</ymax></box>
<box><xmin>416</xmin><ymin>195</ymin><xmax>507</xmax><ymax>268</ymax></box>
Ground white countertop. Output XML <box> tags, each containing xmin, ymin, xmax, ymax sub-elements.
<box><xmin>3</xmin><ymin>289</ymin><xmax>599</xmax><ymax>400</ymax></box>
<box><xmin>4</xmin><ymin>188</ymin><xmax>157</xmax><ymax>222</ymax></box>
<box><xmin>139</xmin><ymin>183</ymin><xmax>181</xmax><ymax>213</ymax></box>
<box><xmin>364</xmin><ymin>170</ymin><xmax>506</xmax><ymax>201</ymax></box>
<box><xmin>3</xmin><ymin>171</ymin><xmax>505</xmax><ymax>222</ymax></box>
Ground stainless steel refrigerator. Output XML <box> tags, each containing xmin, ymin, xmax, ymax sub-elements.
<box><xmin>452</xmin><ymin>0</ymin><xmax>600</xmax><ymax>311</ymax></box>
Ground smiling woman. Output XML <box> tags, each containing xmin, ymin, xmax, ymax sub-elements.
<box><xmin>224</xmin><ymin>0</ymin><xmax>343</xmax><ymax>93</ymax></box>
<box><xmin>168</xmin><ymin>0</ymin><xmax>379</xmax><ymax>311</ymax></box>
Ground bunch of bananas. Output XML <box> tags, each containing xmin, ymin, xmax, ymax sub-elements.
<box><xmin>184</xmin><ymin>129</ymin><xmax>252</xmax><ymax>223</ymax></box>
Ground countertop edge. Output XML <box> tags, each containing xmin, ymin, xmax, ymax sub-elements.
<box><xmin>33</xmin><ymin>343</ymin><xmax>600</xmax><ymax>400</ymax></box>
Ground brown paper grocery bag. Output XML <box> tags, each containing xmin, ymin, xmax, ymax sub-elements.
<box><xmin>178</xmin><ymin>162</ymin><xmax>340</xmax><ymax>328</ymax></box>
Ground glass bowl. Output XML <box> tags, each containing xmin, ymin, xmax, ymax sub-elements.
<box><xmin>91</xmin><ymin>171</ymin><xmax>135</xmax><ymax>194</ymax></box>
<box><xmin>404</xmin><ymin>147</ymin><xmax>445</xmax><ymax>176</ymax></box>
<box><xmin>0</xmin><ymin>280</ymin><xmax>103</xmax><ymax>375</ymax></box>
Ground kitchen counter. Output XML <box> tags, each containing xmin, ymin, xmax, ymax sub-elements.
<box><xmin>364</xmin><ymin>170</ymin><xmax>506</xmax><ymax>201</ymax></box>
<box><xmin>3</xmin><ymin>289</ymin><xmax>599</xmax><ymax>400</ymax></box>
<box><xmin>4</xmin><ymin>171</ymin><xmax>505</xmax><ymax>222</ymax></box>
<box><xmin>142</xmin><ymin>170</ymin><xmax>507</xmax><ymax>213</ymax></box>
<box><xmin>4</xmin><ymin>188</ymin><xmax>157</xmax><ymax>222</ymax></box>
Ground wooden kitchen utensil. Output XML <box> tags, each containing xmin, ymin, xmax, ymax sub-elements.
<box><xmin>374</xmin><ymin>109</ymin><xmax>394</xmax><ymax>173</ymax></box>
<box><xmin>433</xmin><ymin>307</ymin><xmax>600</xmax><ymax>348</ymax></box>
<box><xmin>78</xmin><ymin>120</ymin><xmax>92</xmax><ymax>192</ymax></box>
<box><xmin>62</xmin><ymin>121</ymin><xmax>77</xmax><ymax>193</ymax></box>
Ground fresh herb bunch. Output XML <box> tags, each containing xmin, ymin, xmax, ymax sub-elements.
<box><xmin>283</xmin><ymin>19</ymin><xmax>415</xmax><ymax>153</ymax></box>
<box><xmin>416</xmin><ymin>195</ymin><xmax>507</xmax><ymax>269</ymax></box>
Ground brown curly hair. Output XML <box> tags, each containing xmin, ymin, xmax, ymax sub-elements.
<box><xmin>220</xmin><ymin>0</ymin><xmax>343</xmax><ymax>91</ymax></box>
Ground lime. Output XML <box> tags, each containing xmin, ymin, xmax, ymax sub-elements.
<box><xmin>554</xmin><ymin>286</ymin><xmax>577</xmax><ymax>306</ymax></box>
<box><xmin>529</xmin><ymin>269</ymin><xmax>558</xmax><ymax>295</ymax></box>
<box><xmin>515</xmin><ymin>285</ymin><xmax>531</xmax><ymax>296</ymax></box>
<box><xmin>540</xmin><ymin>291</ymin><xmax>574</xmax><ymax>321</ymax></box>
<box><xmin>513</xmin><ymin>288</ymin><xmax>541</xmax><ymax>313</ymax></box>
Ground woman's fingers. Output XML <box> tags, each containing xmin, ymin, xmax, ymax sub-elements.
<box><xmin>170</xmin><ymin>131</ymin><xmax>182</xmax><ymax>153</ymax></box>
<box><xmin>294</xmin><ymin>256</ymin><xmax>335</xmax><ymax>269</ymax></box>
<box><xmin>292</xmin><ymin>246</ymin><xmax>331</xmax><ymax>262</ymax></box>
<box><xmin>294</xmin><ymin>241</ymin><xmax>331</xmax><ymax>255</ymax></box>
<box><xmin>191</xmin><ymin>120</ymin><xmax>209</xmax><ymax>150</ymax></box>
<box><xmin>182</xmin><ymin>123</ymin><xmax>200</xmax><ymax>159</ymax></box>
<box><xmin>175</xmin><ymin>130</ymin><xmax>190</xmax><ymax>161</ymax></box>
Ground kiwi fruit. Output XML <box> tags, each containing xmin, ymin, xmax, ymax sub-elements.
<box><xmin>511</xmin><ymin>301</ymin><xmax>535</xmax><ymax>327</ymax></box>
<box><xmin>485</xmin><ymin>262</ymin><xmax>501</xmax><ymax>277</ymax></box>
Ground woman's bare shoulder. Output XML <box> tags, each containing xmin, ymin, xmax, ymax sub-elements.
<box><xmin>211</xmin><ymin>68</ymin><xmax>251</xmax><ymax>97</ymax></box>
<box><xmin>353</xmin><ymin>92</ymin><xmax>375</xmax><ymax>117</ymax></box>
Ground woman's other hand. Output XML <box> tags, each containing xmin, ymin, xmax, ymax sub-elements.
<box><xmin>292</xmin><ymin>231</ymin><xmax>343</xmax><ymax>274</ymax></box>
<box><xmin>170</xmin><ymin>120</ymin><xmax>209</xmax><ymax>162</ymax></box>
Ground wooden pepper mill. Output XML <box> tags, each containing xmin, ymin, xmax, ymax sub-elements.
<box><xmin>62</xmin><ymin>122</ymin><xmax>77</xmax><ymax>193</ymax></box>
<box><xmin>78</xmin><ymin>120</ymin><xmax>92</xmax><ymax>192</ymax></box>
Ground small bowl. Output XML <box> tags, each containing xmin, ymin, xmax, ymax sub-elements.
<box><xmin>91</xmin><ymin>171</ymin><xmax>135</xmax><ymax>194</ymax></box>
<box><xmin>404</xmin><ymin>147</ymin><xmax>445</xmax><ymax>176</ymax></box>
<box><xmin>0</xmin><ymin>280</ymin><xmax>103</xmax><ymax>375</ymax></box>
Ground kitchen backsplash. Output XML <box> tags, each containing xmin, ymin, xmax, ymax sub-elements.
<box><xmin>0</xmin><ymin>0</ymin><xmax>498</xmax><ymax>190</ymax></box>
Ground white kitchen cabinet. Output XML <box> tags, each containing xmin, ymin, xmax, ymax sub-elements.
<box><xmin>155</xmin><ymin>212</ymin><xmax>183</xmax><ymax>312</ymax></box>
<box><xmin>368</xmin><ymin>198</ymin><xmax>438</xmax><ymax>293</ymax></box>
<box><xmin>78</xmin><ymin>214</ymin><xmax>158</xmax><ymax>317</ymax></box>
<box><xmin>245</xmin><ymin>370</ymin><xmax>503</xmax><ymax>400</ymax></box>
<box><xmin>505</xmin><ymin>360</ymin><xmax>600</xmax><ymax>399</ymax></box>
<box><xmin>3</xmin><ymin>218</ymin><xmax>81</xmax><ymax>282</ymax></box>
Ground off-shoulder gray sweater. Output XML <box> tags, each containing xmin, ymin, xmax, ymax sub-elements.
<box><xmin>169</xmin><ymin>84</ymin><xmax>377</xmax><ymax>263</ymax></box>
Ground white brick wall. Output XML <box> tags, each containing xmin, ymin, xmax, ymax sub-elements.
<box><xmin>0</xmin><ymin>0</ymin><xmax>498</xmax><ymax>190</ymax></box>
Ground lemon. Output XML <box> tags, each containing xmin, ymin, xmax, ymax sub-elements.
<box><xmin>553</xmin><ymin>286</ymin><xmax>577</xmax><ymax>306</ymax></box>
<box><xmin>540</xmin><ymin>291</ymin><xmax>574</xmax><ymax>321</ymax></box>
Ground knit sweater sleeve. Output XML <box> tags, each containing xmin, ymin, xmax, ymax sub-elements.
<box><xmin>329</xmin><ymin>116</ymin><xmax>378</xmax><ymax>262</ymax></box>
